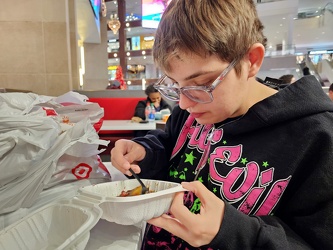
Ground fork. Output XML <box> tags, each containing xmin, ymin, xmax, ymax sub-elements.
<box><xmin>129</xmin><ymin>168</ymin><xmax>149</xmax><ymax>194</ymax></box>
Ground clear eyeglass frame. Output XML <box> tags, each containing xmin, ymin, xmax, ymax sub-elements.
<box><xmin>154</xmin><ymin>59</ymin><xmax>238</xmax><ymax>104</ymax></box>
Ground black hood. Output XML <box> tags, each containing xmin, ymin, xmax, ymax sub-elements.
<box><xmin>222</xmin><ymin>75</ymin><xmax>333</xmax><ymax>134</ymax></box>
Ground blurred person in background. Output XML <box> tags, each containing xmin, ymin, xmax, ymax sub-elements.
<box><xmin>133</xmin><ymin>84</ymin><xmax>172</xmax><ymax>121</ymax></box>
<box><xmin>111</xmin><ymin>0</ymin><xmax>333</xmax><ymax>249</ymax></box>
<box><xmin>303</xmin><ymin>66</ymin><xmax>310</xmax><ymax>76</ymax></box>
<box><xmin>279</xmin><ymin>74</ymin><xmax>296</xmax><ymax>84</ymax></box>
<box><xmin>132</xmin><ymin>84</ymin><xmax>172</xmax><ymax>136</ymax></box>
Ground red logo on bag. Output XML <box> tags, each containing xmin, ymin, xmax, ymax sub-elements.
<box><xmin>72</xmin><ymin>163</ymin><xmax>92</xmax><ymax>179</ymax></box>
<box><xmin>42</xmin><ymin>107</ymin><xmax>57</xmax><ymax>116</ymax></box>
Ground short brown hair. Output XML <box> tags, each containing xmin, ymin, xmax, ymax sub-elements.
<box><xmin>153</xmin><ymin>0</ymin><xmax>267</xmax><ymax>76</ymax></box>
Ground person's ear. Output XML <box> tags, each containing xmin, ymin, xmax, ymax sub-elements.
<box><xmin>246</xmin><ymin>43</ymin><xmax>265</xmax><ymax>78</ymax></box>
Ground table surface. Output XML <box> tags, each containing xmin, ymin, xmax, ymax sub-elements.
<box><xmin>100</xmin><ymin>120</ymin><xmax>165</xmax><ymax>131</ymax></box>
<box><xmin>100</xmin><ymin>120</ymin><xmax>156</xmax><ymax>131</ymax></box>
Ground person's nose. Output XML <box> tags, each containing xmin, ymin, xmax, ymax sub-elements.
<box><xmin>178</xmin><ymin>94</ymin><xmax>197</xmax><ymax>110</ymax></box>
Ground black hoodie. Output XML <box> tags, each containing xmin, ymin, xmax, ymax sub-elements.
<box><xmin>133</xmin><ymin>75</ymin><xmax>333</xmax><ymax>250</ymax></box>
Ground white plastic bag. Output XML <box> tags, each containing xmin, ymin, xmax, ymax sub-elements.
<box><xmin>0</xmin><ymin>115</ymin><xmax>61</xmax><ymax>186</ymax></box>
<box><xmin>0</xmin><ymin>92</ymin><xmax>54</xmax><ymax>116</ymax></box>
<box><xmin>0</xmin><ymin>115</ymin><xmax>61</xmax><ymax>213</ymax></box>
<box><xmin>0</xmin><ymin>92</ymin><xmax>109</xmax><ymax>214</ymax></box>
<box><xmin>54</xmin><ymin>102</ymin><xmax>104</xmax><ymax>132</ymax></box>
<box><xmin>0</xmin><ymin>117</ymin><xmax>108</xmax><ymax>214</ymax></box>
<box><xmin>44</xmin><ymin>119</ymin><xmax>110</xmax><ymax>189</ymax></box>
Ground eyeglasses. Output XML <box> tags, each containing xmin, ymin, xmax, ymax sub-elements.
<box><xmin>154</xmin><ymin>59</ymin><xmax>237</xmax><ymax>104</ymax></box>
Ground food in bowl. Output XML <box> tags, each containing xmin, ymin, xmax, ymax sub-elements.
<box><xmin>118</xmin><ymin>185</ymin><xmax>152</xmax><ymax>197</ymax></box>
<box><xmin>78</xmin><ymin>179</ymin><xmax>187</xmax><ymax>225</ymax></box>
<box><xmin>118</xmin><ymin>185</ymin><xmax>142</xmax><ymax>196</ymax></box>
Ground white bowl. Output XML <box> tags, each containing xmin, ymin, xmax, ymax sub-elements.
<box><xmin>78</xmin><ymin>179</ymin><xmax>186</xmax><ymax>225</ymax></box>
<box><xmin>0</xmin><ymin>199</ymin><xmax>102</xmax><ymax>250</ymax></box>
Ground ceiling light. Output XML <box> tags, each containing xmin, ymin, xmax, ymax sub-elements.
<box><xmin>108</xmin><ymin>14</ymin><xmax>121</xmax><ymax>35</ymax></box>
<box><xmin>125</xmin><ymin>13</ymin><xmax>139</xmax><ymax>22</ymax></box>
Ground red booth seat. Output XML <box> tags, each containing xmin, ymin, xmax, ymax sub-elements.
<box><xmin>88</xmin><ymin>97</ymin><xmax>146</xmax><ymax>154</ymax></box>
<box><xmin>88</xmin><ymin>97</ymin><xmax>146</xmax><ymax>133</ymax></box>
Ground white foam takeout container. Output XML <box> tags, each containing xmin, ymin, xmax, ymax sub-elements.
<box><xmin>0</xmin><ymin>199</ymin><xmax>102</xmax><ymax>250</ymax></box>
<box><xmin>77</xmin><ymin>179</ymin><xmax>187</xmax><ymax>226</ymax></box>
<box><xmin>0</xmin><ymin>179</ymin><xmax>186</xmax><ymax>249</ymax></box>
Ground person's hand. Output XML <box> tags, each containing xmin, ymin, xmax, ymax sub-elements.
<box><xmin>148</xmin><ymin>181</ymin><xmax>225</xmax><ymax>247</ymax></box>
<box><xmin>153</xmin><ymin>99</ymin><xmax>161</xmax><ymax>109</ymax></box>
<box><xmin>110</xmin><ymin>139</ymin><xmax>146</xmax><ymax>176</ymax></box>
<box><xmin>131</xmin><ymin>116</ymin><xmax>142</xmax><ymax>123</ymax></box>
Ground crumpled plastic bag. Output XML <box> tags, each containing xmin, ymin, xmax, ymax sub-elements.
<box><xmin>0</xmin><ymin>91</ymin><xmax>109</xmax><ymax>214</ymax></box>
<box><xmin>0</xmin><ymin>115</ymin><xmax>61</xmax><ymax>187</ymax></box>
<box><xmin>44</xmin><ymin>119</ymin><xmax>110</xmax><ymax>189</ymax></box>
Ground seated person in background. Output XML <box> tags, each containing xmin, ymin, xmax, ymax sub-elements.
<box><xmin>279</xmin><ymin>74</ymin><xmax>296</xmax><ymax>84</ymax></box>
<box><xmin>132</xmin><ymin>84</ymin><xmax>172</xmax><ymax>121</ymax></box>
<box><xmin>132</xmin><ymin>84</ymin><xmax>173</xmax><ymax>136</ymax></box>
<box><xmin>106</xmin><ymin>80</ymin><xmax>121</xmax><ymax>89</ymax></box>
<box><xmin>329</xmin><ymin>83</ymin><xmax>333</xmax><ymax>101</ymax></box>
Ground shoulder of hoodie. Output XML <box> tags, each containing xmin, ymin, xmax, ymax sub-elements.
<box><xmin>248</xmin><ymin>76</ymin><xmax>333</xmax><ymax>122</ymax></box>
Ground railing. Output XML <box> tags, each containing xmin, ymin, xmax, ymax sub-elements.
<box><xmin>304</xmin><ymin>55</ymin><xmax>325</xmax><ymax>86</ymax></box>
<box><xmin>296</xmin><ymin>2</ymin><xmax>333</xmax><ymax>19</ymax></box>
<box><xmin>265</xmin><ymin>44</ymin><xmax>296</xmax><ymax>57</ymax></box>
<box><xmin>317</xmin><ymin>59</ymin><xmax>333</xmax><ymax>85</ymax></box>
<box><xmin>324</xmin><ymin>2</ymin><xmax>333</xmax><ymax>14</ymax></box>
